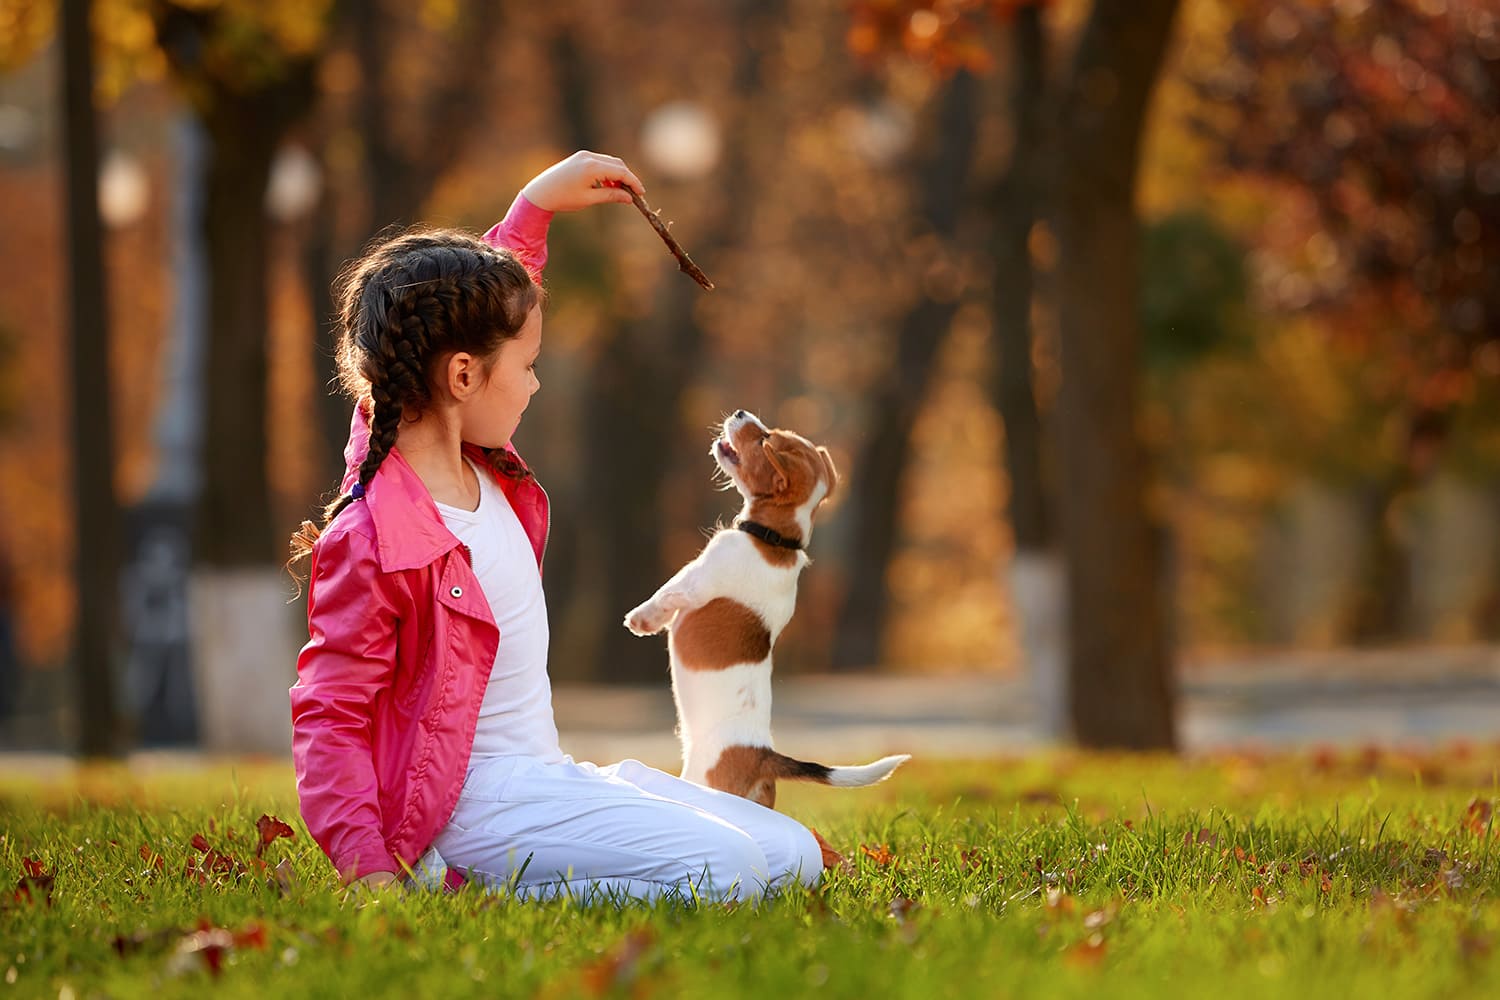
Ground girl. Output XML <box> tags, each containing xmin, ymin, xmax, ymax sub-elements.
<box><xmin>288</xmin><ymin>151</ymin><xmax>822</xmax><ymax>902</ymax></box>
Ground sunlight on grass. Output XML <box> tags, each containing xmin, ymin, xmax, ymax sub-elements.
<box><xmin>2</xmin><ymin>748</ymin><xmax>1498</xmax><ymax>998</ymax></box>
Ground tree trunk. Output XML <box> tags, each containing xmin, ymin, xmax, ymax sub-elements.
<box><xmin>59</xmin><ymin>0</ymin><xmax>122</xmax><ymax>757</ymax></box>
<box><xmin>194</xmin><ymin>104</ymin><xmax>281</xmax><ymax>565</ymax></box>
<box><xmin>990</xmin><ymin>4</ymin><xmax>1052</xmax><ymax>557</ymax></box>
<box><xmin>830</xmin><ymin>69</ymin><xmax>980</xmax><ymax>672</ymax></box>
<box><xmin>1053</xmin><ymin>0</ymin><xmax>1180</xmax><ymax>749</ymax></box>
<box><xmin>987</xmin><ymin>4</ymin><xmax>1067</xmax><ymax>739</ymax></box>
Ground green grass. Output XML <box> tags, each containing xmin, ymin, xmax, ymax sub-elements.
<box><xmin>3</xmin><ymin>747</ymin><xmax>1499</xmax><ymax>998</ymax></box>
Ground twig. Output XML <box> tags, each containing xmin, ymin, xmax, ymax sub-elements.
<box><xmin>626</xmin><ymin>189</ymin><xmax>715</xmax><ymax>290</ymax></box>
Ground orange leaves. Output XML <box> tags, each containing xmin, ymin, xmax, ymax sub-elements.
<box><xmin>12</xmin><ymin>856</ymin><xmax>54</xmax><ymax>906</ymax></box>
<box><xmin>183</xmin><ymin>814</ymin><xmax>296</xmax><ymax>886</ymax></box>
<box><xmin>845</xmin><ymin>1</ymin><xmax>1040</xmax><ymax>75</ymax></box>
<box><xmin>164</xmin><ymin>920</ymin><xmax>270</xmax><ymax>979</ymax></box>
<box><xmin>255</xmin><ymin>814</ymin><xmax>296</xmax><ymax>858</ymax></box>
<box><xmin>1043</xmin><ymin>889</ymin><xmax>1116</xmax><ymax>971</ymax></box>
<box><xmin>809</xmin><ymin>827</ymin><xmax>848</xmax><ymax>871</ymax></box>
<box><xmin>860</xmin><ymin>843</ymin><xmax>897</xmax><ymax>867</ymax></box>
<box><xmin>1464</xmin><ymin>798</ymin><xmax>1494</xmax><ymax>837</ymax></box>
<box><xmin>577</xmin><ymin>928</ymin><xmax>656</xmax><ymax>998</ymax></box>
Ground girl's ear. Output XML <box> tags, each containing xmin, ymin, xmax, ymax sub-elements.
<box><xmin>445</xmin><ymin>351</ymin><xmax>479</xmax><ymax>401</ymax></box>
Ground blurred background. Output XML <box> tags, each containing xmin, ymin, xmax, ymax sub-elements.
<box><xmin>1</xmin><ymin>0</ymin><xmax>1498</xmax><ymax>759</ymax></box>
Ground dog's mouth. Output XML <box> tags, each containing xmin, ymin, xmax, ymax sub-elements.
<box><xmin>715</xmin><ymin>436</ymin><xmax>740</xmax><ymax>466</ymax></box>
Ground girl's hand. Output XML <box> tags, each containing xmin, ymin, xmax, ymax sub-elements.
<box><xmin>354</xmin><ymin>870</ymin><xmax>400</xmax><ymax>890</ymax></box>
<box><xmin>522</xmin><ymin>151</ymin><xmax>644</xmax><ymax>213</ymax></box>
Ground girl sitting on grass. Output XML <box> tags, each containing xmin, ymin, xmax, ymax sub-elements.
<box><xmin>287</xmin><ymin>151</ymin><xmax>822</xmax><ymax>901</ymax></box>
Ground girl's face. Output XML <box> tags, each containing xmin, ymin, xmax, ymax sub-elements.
<box><xmin>460</xmin><ymin>304</ymin><xmax>542</xmax><ymax>448</ymax></box>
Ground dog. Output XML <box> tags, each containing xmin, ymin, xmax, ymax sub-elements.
<box><xmin>624</xmin><ymin>409</ymin><xmax>909</xmax><ymax>809</ymax></box>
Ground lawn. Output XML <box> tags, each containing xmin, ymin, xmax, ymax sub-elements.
<box><xmin>3</xmin><ymin>746</ymin><xmax>1498</xmax><ymax>998</ymax></box>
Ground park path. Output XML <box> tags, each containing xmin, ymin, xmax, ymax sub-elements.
<box><xmin>552</xmin><ymin>646</ymin><xmax>1500</xmax><ymax>767</ymax></box>
<box><xmin>1</xmin><ymin>647</ymin><xmax>1496</xmax><ymax>775</ymax></box>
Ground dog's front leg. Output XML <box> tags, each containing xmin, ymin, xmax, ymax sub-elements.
<box><xmin>624</xmin><ymin>563</ymin><xmax>707</xmax><ymax>636</ymax></box>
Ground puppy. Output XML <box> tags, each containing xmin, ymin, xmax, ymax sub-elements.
<box><xmin>624</xmin><ymin>409</ymin><xmax>909</xmax><ymax>808</ymax></box>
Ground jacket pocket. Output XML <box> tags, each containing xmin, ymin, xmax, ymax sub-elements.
<box><xmin>453</xmin><ymin>754</ymin><xmax>521</xmax><ymax>805</ymax></box>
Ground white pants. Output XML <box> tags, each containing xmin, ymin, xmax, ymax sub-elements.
<box><xmin>431</xmin><ymin>756</ymin><xmax>823</xmax><ymax>903</ymax></box>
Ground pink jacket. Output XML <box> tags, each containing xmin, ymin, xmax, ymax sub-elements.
<box><xmin>290</xmin><ymin>194</ymin><xmax>552</xmax><ymax>883</ymax></box>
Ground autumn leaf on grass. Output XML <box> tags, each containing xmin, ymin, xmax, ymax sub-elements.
<box><xmin>269</xmin><ymin>859</ymin><xmax>298</xmax><ymax>897</ymax></box>
<box><xmin>184</xmin><ymin>834</ymin><xmax>249</xmax><ymax>885</ymax></box>
<box><xmin>1184</xmin><ymin>829</ymin><xmax>1218</xmax><ymax>848</ymax></box>
<box><xmin>860</xmin><ymin>843</ymin><xmax>896</xmax><ymax>867</ymax></box>
<box><xmin>255</xmin><ymin>815</ymin><xmax>296</xmax><ymax>858</ymax></box>
<box><xmin>139</xmin><ymin>845</ymin><xmax>165</xmax><ymax>873</ymax></box>
<box><xmin>1465</xmin><ymin>798</ymin><xmax>1494</xmax><ymax>837</ymax></box>
<box><xmin>12</xmin><ymin>857</ymin><xmax>54</xmax><ymax>906</ymax></box>
<box><xmin>579</xmin><ymin>928</ymin><xmax>655</xmax><ymax>997</ymax></box>
<box><xmin>1064</xmin><ymin>933</ymin><xmax>1108</xmax><ymax>969</ymax></box>
<box><xmin>809</xmin><ymin>828</ymin><xmax>849</xmax><ymax>871</ymax></box>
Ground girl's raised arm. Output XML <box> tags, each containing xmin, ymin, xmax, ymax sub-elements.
<box><xmin>483</xmin><ymin>151</ymin><xmax>644</xmax><ymax>281</ymax></box>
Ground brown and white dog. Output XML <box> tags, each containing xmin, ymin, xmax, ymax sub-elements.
<box><xmin>623</xmin><ymin>410</ymin><xmax>909</xmax><ymax>809</ymax></box>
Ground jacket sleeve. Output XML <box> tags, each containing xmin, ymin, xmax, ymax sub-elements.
<box><xmin>289</xmin><ymin>526</ymin><xmax>402</xmax><ymax>882</ymax></box>
<box><xmin>482</xmin><ymin>192</ymin><xmax>553</xmax><ymax>283</ymax></box>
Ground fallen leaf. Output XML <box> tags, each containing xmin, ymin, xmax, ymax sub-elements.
<box><xmin>1185</xmin><ymin>828</ymin><xmax>1218</xmax><ymax>848</ymax></box>
<box><xmin>1460</xmin><ymin>931</ymin><xmax>1492</xmax><ymax>962</ymax></box>
<box><xmin>255</xmin><ymin>815</ymin><xmax>296</xmax><ymax>858</ymax></box>
<box><xmin>270</xmin><ymin>859</ymin><xmax>298</xmax><ymax>896</ymax></box>
<box><xmin>1465</xmin><ymin>798</ymin><xmax>1494</xmax><ymax>837</ymax></box>
<box><xmin>579</xmin><ymin>928</ymin><xmax>655</xmax><ymax>996</ymax></box>
<box><xmin>13</xmin><ymin>857</ymin><xmax>54</xmax><ymax>906</ymax></box>
<box><xmin>888</xmin><ymin>897</ymin><xmax>919</xmax><ymax>923</ymax></box>
<box><xmin>860</xmin><ymin>843</ymin><xmax>896</xmax><ymax>866</ymax></box>
<box><xmin>167</xmin><ymin>927</ymin><xmax>234</xmax><ymax>978</ymax></box>
<box><xmin>1064</xmin><ymin>933</ymin><xmax>1108</xmax><ymax>968</ymax></box>
<box><xmin>808</xmin><ymin>828</ymin><xmax>847</xmax><ymax>871</ymax></box>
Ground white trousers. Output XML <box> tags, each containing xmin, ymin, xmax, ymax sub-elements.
<box><xmin>431</xmin><ymin>756</ymin><xmax>823</xmax><ymax>903</ymax></box>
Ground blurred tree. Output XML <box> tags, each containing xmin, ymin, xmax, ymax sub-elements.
<box><xmin>60</xmin><ymin>0</ymin><xmax>122</xmax><ymax>757</ymax></box>
<box><xmin>984</xmin><ymin>2</ymin><xmax>1065</xmax><ymax>736</ymax></box>
<box><xmin>149</xmin><ymin>0</ymin><xmax>326</xmax><ymax>567</ymax></box>
<box><xmin>303</xmin><ymin>0</ymin><xmax>506</xmax><ymax>475</ymax></box>
<box><xmin>1193</xmin><ymin>0</ymin><xmax>1500</xmax><ymax>637</ymax></box>
<box><xmin>1052</xmin><ymin>0</ymin><xmax>1181</xmax><ymax>749</ymax></box>
<box><xmin>847</xmin><ymin>0</ymin><xmax>1181</xmax><ymax>746</ymax></box>
<box><xmin>830</xmin><ymin>68</ymin><xmax>980</xmax><ymax>671</ymax></box>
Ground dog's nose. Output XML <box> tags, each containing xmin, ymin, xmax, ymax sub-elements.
<box><xmin>733</xmin><ymin>409</ymin><xmax>747</xmax><ymax>420</ymax></box>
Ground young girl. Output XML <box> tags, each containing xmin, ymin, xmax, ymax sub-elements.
<box><xmin>288</xmin><ymin>151</ymin><xmax>823</xmax><ymax>902</ymax></box>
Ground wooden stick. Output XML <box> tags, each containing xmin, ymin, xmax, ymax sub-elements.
<box><xmin>626</xmin><ymin>189</ymin><xmax>716</xmax><ymax>290</ymax></box>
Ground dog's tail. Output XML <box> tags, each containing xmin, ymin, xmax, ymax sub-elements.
<box><xmin>766</xmin><ymin>750</ymin><xmax>911</xmax><ymax>788</ymax></box>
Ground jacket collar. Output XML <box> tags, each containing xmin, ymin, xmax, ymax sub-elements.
<box><xmin>338</xmin><ymin>400</ymin><xmax>530</xmax><ymax>573</ymax></box>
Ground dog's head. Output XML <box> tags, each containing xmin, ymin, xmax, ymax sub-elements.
<box><xmin>713</xmin><ymin>409</ymin><xmax>838</xmax><ymax>514</ymax></box>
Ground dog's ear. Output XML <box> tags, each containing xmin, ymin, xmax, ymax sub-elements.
<box><xmin>817</xmin><ymin>446</ymin><xmax>839</xmax><ymax>504</ymax></box>
<box><xmin>760</xmin><ymin>438</ymin><xmax>790</xmax><ymax>494</ymax></box>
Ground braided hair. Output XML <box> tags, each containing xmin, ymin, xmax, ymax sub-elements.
<box><xmin>289</xmin><ymin>228</ymin><xmax>542</xmax><ymax>571</ymax></box>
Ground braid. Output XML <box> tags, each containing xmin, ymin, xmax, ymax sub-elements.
<box><xmin>287</xmin><ymin>227</ymin><xmax>542</xmax><ymax>580</ymax></box>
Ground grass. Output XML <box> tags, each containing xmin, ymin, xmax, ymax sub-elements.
<box><xmin>2</xmin><ymin>746</ymin><xmax>1499</xmax><ymax>998</ymax></box>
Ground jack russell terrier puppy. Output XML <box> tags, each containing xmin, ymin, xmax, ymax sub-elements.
<box><xmin>624</xmin><ymin>410</ymin><xmax>909</xmax><ymax>809</ymax></box>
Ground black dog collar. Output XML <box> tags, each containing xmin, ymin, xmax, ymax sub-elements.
<box><xmin>736</xmin><ymin>520</ymin><xmax>803</xmax><ymax>551</ymax></box>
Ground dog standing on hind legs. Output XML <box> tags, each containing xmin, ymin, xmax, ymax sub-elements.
<box><xmin>623</xmin><ymin>409</ymin><xmax>909</xmax><ymax>809</ymax></box>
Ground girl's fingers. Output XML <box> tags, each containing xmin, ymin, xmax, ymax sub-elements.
<box><xmin>583</xmin><ymin>153</ymin><xmax>644</xmax><ymax>195</ymax></box>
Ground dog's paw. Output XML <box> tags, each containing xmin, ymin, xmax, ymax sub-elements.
<box><xmin>624</xmin><ymin>603</ymin><xmax>669</xmax><ymax>636</ymax></box>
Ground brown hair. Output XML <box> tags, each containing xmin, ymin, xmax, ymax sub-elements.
<box><xmin>288</xmin><ymin>228</ymin><xmax>542</xmax><ymax>571</ymax></box>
